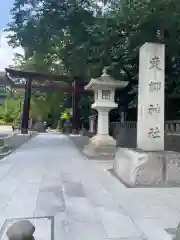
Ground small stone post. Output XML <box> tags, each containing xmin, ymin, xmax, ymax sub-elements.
<box><xmin>7</xmin><ymin>220</ymin><xmax>35</xmax><ymax>240</ymax></box>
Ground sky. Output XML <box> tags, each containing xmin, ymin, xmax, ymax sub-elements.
<box><xmin>0</xmin><ymin>0</ymin><xmax>24</xmax><ymax>71</ymax></box>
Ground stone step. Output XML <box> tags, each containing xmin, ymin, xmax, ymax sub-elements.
<box><xmin>0</xmin><ymin>149</ymin><xmax>12</xmax><ymax>160</ymax></box>
<box><xmin>0</xmin><ymin>133</ymin><xmax>37</xmax><ymax>161</ymax></box>
<box><xmin>0</xmin><ymin>145</ymin><xmax>10</xmax><ymax>154</ymax></box>
<box><xmin>0</xmin><ymin>138</ymin><xmax>5</xmax><ymax>147</ymax></box>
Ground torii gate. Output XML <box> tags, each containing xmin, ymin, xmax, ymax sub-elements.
<box><xmin>5</xmin><ymin>68</ymin><xmax>87</xmax><ymax>134</ymax></box>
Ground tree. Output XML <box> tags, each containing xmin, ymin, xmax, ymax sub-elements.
<box><xmin>6</xmin><ymin>0</ymin><xmax>180</xmax><ymax>120</ymax></box>
<box><xmin>0</xmin><ymin>90</ymin><xmax>24</xmax><ymax>124</ymax></box>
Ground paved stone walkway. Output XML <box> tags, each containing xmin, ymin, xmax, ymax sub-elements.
<box><xmin>0</xmin><ymin>133</ymin><xmax>179</xmax><ymax>239</ymax></box>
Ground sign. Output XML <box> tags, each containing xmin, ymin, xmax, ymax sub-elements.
<box><xmin>137</xmin><ymin>43</ymin><xmax>165</xmax><ymax>151</ymax></box>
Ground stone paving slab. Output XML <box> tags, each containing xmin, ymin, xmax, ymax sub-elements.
<box><xmin>0</xmin><ymin>133</ymin><xmax>179</xmax><ymax>239</ymax></box>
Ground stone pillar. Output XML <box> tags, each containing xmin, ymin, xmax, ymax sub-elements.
<box><xmin>137</xmin><ymin>43</ymin><xmax>165</xmax><ymax>151</ymax></box>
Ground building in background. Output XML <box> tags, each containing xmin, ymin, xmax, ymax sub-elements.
<box><xmin>0</xmin><ymin>71</ymin><xmax>12</xmax><ymax>104</ymax></box>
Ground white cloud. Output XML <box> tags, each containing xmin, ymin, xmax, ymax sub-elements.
<box><xmin>0</xmin><ymin>31</ymin><xmax>24</xmax><ymax>71</ymax></box>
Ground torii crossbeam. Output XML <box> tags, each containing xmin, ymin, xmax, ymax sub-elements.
<box><xmin>5</xmin><ymin>68</ymin><xmax>87</xmax><ymax>134</ymax></box>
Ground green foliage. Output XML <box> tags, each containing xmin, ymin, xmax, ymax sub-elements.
<box><xmin>4</xmin><ymin>0</ymin><xmax>180</xmax><ymax>122</ymax></box>
<box><xmin>60</xmin><ymin>108</ymin><xmax>72</xmax><ymax>120</ymax></box>
<box><xmin>0</xmin><ymin>119</ymin><xmax>8</xmax><ymax>125</ymax></box>
<box><xmin>0</xmin><ymin>93</ymin><xmax>23</xmax><ymax>124</ymax></box>
<box><xmin>7</xmin><ymin>0</ymin><xmax>180</xmax><ymax>83</ymax></box>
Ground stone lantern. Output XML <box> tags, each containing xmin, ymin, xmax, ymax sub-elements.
<box><xmin>84</xmin><ymin>67</ymin><xmax>128</xmax><ymax>157</ymax></box>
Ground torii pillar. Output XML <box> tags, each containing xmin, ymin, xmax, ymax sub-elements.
<box><xmin>72</xmin><ymin>76</ymin><xmax>80</xmax><ymax>134</ymax></box>
<box><xmin>21</xmin><ymin>79</ymin><xmax>32</xmax><ymax>134</ymax></box>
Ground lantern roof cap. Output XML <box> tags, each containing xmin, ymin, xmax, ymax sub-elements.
<box><xmin>85</xmin><ymin>67</ymin><xmax>128</xmax><ymax>90</ymax></box>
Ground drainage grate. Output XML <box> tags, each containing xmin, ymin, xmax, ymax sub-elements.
<box><xmin>0</xmin><ymin>216</ymin><xmax>54</xmax><ymax>240</ymax></box>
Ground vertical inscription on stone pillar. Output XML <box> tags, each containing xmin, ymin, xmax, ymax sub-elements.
<box><xmin>137</xmin><ymin>43</ymin><xmax>165</xmax><ymax>151</ymax></box>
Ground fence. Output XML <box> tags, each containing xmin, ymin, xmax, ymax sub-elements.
<box><xmin>110</xmin><ymin>121</ymin><xmax>180</xmax><ymax>137</ymax></box>
<box><xmin>110</xmin><ymin>121</ymin><xmax>180</xmax><ymax>152</ymax></box>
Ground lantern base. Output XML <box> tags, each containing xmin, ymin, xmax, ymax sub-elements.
<box><xmin>83</xmin><ymin>134</ymin><xmax>116</xmax><ymax>159</ymax></box>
